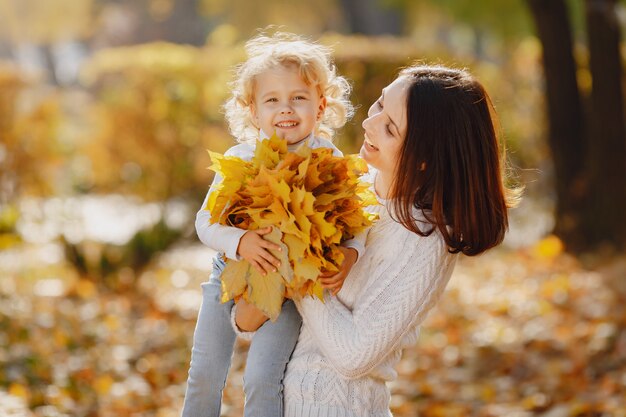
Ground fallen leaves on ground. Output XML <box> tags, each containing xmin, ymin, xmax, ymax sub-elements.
<box><xmin>1</xmin><ymin>237</ymin><xmax>625</xmax><ymax>416</ymax></box>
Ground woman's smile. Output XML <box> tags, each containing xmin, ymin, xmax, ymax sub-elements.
<box><xmin>363</xmin><ymin>135</ymin><xmax>379</xmax><ymax>151</ymax></box>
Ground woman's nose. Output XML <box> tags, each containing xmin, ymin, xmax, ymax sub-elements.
<box><xmin>362</xmin><ymin>116</ymin><xmax>372</xmax><ymax>131</ymax></box>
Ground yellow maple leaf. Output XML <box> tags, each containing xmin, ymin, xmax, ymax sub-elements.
<box><xmin>260</xmin><ymin>166</ymin><xmax>291</xmax><ymax>204</ymax></box>
<box><xmin>294</xmin><ymin>157</ymin><xmax>311</xmax><ymax>183</ymax></box>
<box><xmin>254</xmin><ymin>132</ymin><xmax>288</xmax><ymax>167</ymax></box>
<box><xmin>207</xmin><ymin>150</ymin><xmax>250</xmax><ymax>179</ymax></box>
<box><xmin>310</xmin><ymin>212</ymin><xmax>337</xmax><ymax>241</ymax></box>
<box><xmin>248</xmin><ymin>186</ymin><xmax>273</xmax><ymax>208</ymax></box>
<box><xmin>303</xmin><ymin>159</ymin><xmax>325</xmax><ymax>190</ymax></box>
<box><xmin>220</xmin><ymin>257</ymin><xmax>250</xmax><ymax>303</ymax></box>
<box><xmin>283</xmin><ymin>233</ymin><xmax>309</xmax><ymax>264</ymax></box>
<box><xmin>246</xmin><ymin>268</ymin><xmax>285</xmax><ymax>322</ymax></box>
<box><xmin>324</xmin><ymin>246</ymin><xmax>345</xmax><ymax>270</ymax></box>
<box><xmin>346</xmin><ymin>153</ymin><xmax>368</xmax><ymax>172</ymax></box>
<box><xmin>293</xmin><ymin>257</ymin><xmax>321</xmax><ymax>285</ymax></box>
<box><xmin>311</xmin><ymin>280</ymin><xmax>325</xmax><ymax>300</ymax></box>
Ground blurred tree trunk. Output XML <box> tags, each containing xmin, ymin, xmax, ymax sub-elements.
<box><xmin>133</xmin><ymin>0</ymin><xmax>207</xmax><ymax>45</ymax></box>
<box><xmin>527</xmin><ymin>0</ymin><xmax>626</xmax><ymax>252</ymax></box>
<box><xmin>526</xmin><ymin>0</ymin><xmax>587</xmax><ymax>248</ymax></box>
<box><xmin>157</xmin><ymin>0</ymin><xmax>207</xmax><ymax>45</ymax></box>
<box><xmin>40</xmin><ymin>44</ymin><xmax>60</xmax><ymax>86</ymax></box>
<box><xmin>583</xmin><ymin>0</ymin><xmax>626</xmax><ymax>249</ymax></box>
<box><xmin>0</xmin><ymin>41</ymin><xmax>12</xmax><ymax>59</ymax></box>
<box><xmin>339</xmin><ymin>0</ymin><xmax>402</xmax><ymax>35</ymax></box>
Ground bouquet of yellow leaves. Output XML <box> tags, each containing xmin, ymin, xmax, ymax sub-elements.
<box><xmin>205</xmin><ymin>134</ymin><xmax>377</xmax><ymax>320</ymax></box>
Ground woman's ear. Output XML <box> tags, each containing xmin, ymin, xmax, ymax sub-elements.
<box><xmin>317</xmin><ymin>96</ymin><xmax>327</xmax><ymax>121</ymax></box>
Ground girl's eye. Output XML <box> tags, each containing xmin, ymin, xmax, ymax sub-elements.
<box><xmin>294</xmin><ymin>96</ymin><xmax>307</xmax><ymax>100</ymax></box>
<box><xmin>386</xmin><ymin>124</ymin><xmax>393</xmax><ymax>135</ymax></box>
<box><xmin>377</xmin><ymin>100</ymin><xmax>383</xmax><ymax>109</ymax></box>
<box><xmin>266</xmin><ymin>98</ymin><xmax>278</xmax><ymax>103</ymax></box>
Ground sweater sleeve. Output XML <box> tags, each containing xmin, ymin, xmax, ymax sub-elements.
<box><xmin>294</xmin><ymin>229</ymin><xmax>456</xmax><ymax>380</ymax></box>
<box><xmin>195</xmin><ymin>144</ymin><xmax>252</xmax><ymax>260</ymax></box>
<box><xmin>341</xmin><ymin>228</ymin><xmax>368</xmax><ymax>262</ymax></box>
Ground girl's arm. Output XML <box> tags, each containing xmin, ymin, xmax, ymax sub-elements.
<box><xmin>295</xmin><ymin>229</ymin><xmax>456</xmax><ymax>380</ymax></box>
<box><xmin>196</xmin><ymin>144</ymin><xmax>253</xmax><ymax>260</ymax></box>
<box><xmin>195</xmin><ymin>144</ymin><xmax>280</xmax><ymax>272</ymax></box>
<box><xmin>195</xmin><ymin>171</ymin><xmax>247</xmax><ymax>260</ymax></box>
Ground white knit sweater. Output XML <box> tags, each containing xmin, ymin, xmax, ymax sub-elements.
<box><xmin>284</xmin><ymin>182</ymin><xmax>457</xmax><ymax>416</ymax></box>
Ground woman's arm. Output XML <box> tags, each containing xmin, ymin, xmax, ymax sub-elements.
<box><xmin>296</xmin><ymin>229</ymin><xmax>456</xmax><ymax>380</ymax></box>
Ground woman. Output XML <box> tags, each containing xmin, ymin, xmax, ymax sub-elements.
<box><xmin>235</xmin><ymin>65</ymin><xmax>519</xmax><ymax>416</ymax></box>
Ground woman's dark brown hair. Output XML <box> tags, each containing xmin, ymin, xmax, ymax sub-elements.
<box><xmin>389</xmin><ymin>65</ymin><xmax>520</xmax><ymax>256</ymax></box>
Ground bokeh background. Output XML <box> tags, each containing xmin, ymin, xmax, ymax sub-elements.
<box><xmin>1</xmin><ymin>0</ymin><xmax>625</xmax><ymax>416</ymax></box>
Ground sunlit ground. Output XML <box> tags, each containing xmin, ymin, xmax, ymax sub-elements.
<box><xmin>1</xmin><ymin>195</ymin><xmax>625</xmax><ymax>416</ymax></box>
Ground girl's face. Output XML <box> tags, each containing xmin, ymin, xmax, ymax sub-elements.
<box><xmin>251</xmin><ymin>64</ymin><xmax>326</xmax><ymax>144</ymax></box>
<box><xmin>360</xmin><ymin>76</ymin><xmax>410</xmax><ymax>175</ymax></box>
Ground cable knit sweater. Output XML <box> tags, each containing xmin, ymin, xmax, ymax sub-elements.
<box><xmin>283</xmin><ymin>177</ymin><xmax>457</xmax><ymax>417</ymax></box>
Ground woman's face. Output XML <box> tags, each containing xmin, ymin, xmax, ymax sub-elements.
<box><xmin>360</xmin><ymin>76</ymin><xmax>410</xmax><ymax>175</ymax></box>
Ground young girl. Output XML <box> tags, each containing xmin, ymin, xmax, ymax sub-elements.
<box><xmin>182</xmin><ymin>33</ymin><xmax>362</xmax><ymax>417</ymax></box>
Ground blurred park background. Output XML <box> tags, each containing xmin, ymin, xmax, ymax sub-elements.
<box><xmin>1</xmin><ymin>0</ymin><xmax>625</xmax><ymax>416</ymax></box>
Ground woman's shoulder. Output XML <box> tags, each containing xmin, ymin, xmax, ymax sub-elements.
<box><xmin>358</xmin><ymin>166</ymin><xmax>388</xmax><ymax>207</ymax></box>
<box><xmin>373</xmin><ymin>203</ymin><xmax>450</xmax><ymax>252</ymax></box>
<box><xmin>360</xmin><ymin>165</ymin><xmax>377</xmax><ymax>186</ymax></box>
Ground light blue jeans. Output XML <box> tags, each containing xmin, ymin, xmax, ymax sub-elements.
<box><xmin>182</xmin><ymin>255</ymin><xmax>302</xmax><ymax>417</ymax></box>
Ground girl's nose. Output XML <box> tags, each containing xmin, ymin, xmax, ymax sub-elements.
<box><xmin>280</xmin><ymin>104</ymin><xmax>294</xmax><ymax>114</ymax></box>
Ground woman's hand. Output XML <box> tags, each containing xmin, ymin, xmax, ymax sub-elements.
<box><xmin>235</xmin><ymin>299</ymin><xmax>270</xmax><ymax>332</ymax></box>
<box><xmin>237</xmin><ymin>227</ymin><xmax>282</xmax><ymax>275</ymax></box>
<box><xmin>318</xmin><ymin>247</ymin><xmax>358</xmax><ymax>296</ymax></box>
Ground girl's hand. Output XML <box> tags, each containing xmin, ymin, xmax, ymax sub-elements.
<box><xmin>318</xmin><ymin>247</ymin><xmax>357</xmax><ymax>296</ymax></box>
<box><xmin>235</xmin><ymin>298</ymin><xmax>269</xmax><ymax>332</ymax></box>
<box><xmin>237</xmin><ymin>227</ymin><xmax>282</xmax><ymax>275</ymax></box>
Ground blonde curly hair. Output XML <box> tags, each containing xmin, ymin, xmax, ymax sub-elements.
<box><xmin>223</xmin><ymin>32</ymin><xmax>354</xmax><ymax>144</ymax></box>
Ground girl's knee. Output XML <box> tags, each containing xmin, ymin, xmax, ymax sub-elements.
<box><xmin>187</xmin><ymin>347</ymin><xmax>232</xmax><ymax>385</ymax></box>
<box><xmin>243</xmin><ymin>346</ymin><xmax>290</xmax><ymax>389</ymax></box>
<box><xmin>187</xmin><ymin>364</ymin><xmax>226</xmax><ymax>389</ymax></box>
<box><xmin>243</xmin><ymin>363</ymin><xmax>283</xmax><ymax>394</ymax></box>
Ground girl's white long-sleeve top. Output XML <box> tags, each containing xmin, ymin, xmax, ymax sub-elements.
<box><xmin>282</xmin><ymin>173</ymin><xmax>458</xmax><ymax>417</ymax></box>
<box><xmin>195</xmin><ymin>135</ymin><xmax>365</xmax><ymax>262</ymax></box>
